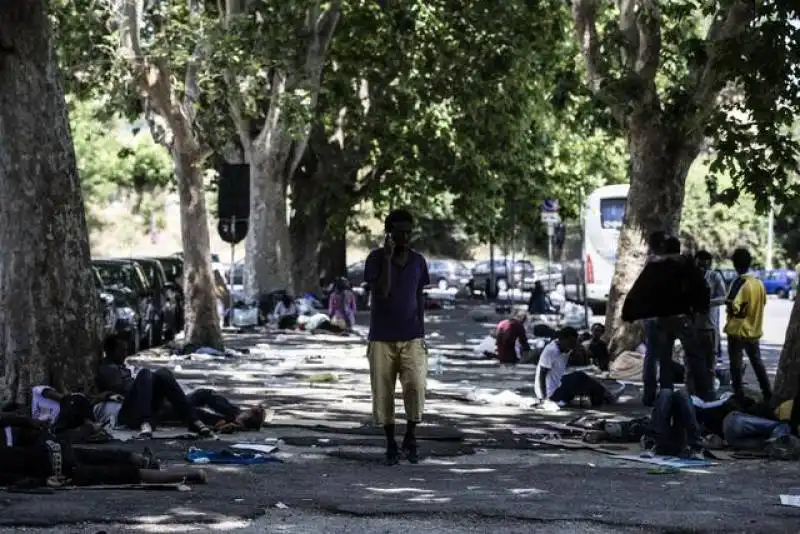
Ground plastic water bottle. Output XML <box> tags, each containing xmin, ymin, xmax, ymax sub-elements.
<box><xmin>432</xmin><ymin>352</ymin><xmax>443</xmax><ymax>376</ymax></box>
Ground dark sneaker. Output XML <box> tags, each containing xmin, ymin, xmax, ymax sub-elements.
<box><xmin>401</xmin><ymin>439</ymin><xmax>419</xmax><ymax>464</ymax></box>
<box><xmin>688</xmin><ymin>447</ymin><xmax>705</xmax><ymax>461</ymax></box>
<box><xmin>385</xmin><ymin>442</ymin><xmax>400</xmax><ymax>466</ymax></box>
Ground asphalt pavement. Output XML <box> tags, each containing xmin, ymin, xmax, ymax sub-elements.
<box><xmin>1</xmin><ymin>299</ymin><xmax>798</xmax><ymax>533</ymax></box>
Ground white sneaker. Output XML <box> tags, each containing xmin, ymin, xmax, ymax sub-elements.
<box><xmin>138</xmin><ymin>422</ymin><xmax>153</xmax><ymax>438</ymax></box>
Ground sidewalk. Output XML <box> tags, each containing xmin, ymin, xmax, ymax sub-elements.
<box><xmin>3</xmin><ymin>309</ymin><xmax>799</xmax><ymax>533</ymax></box>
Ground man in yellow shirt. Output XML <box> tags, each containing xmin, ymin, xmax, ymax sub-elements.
<box><xmin>725</xmin><ymin>248</ymin><xmax>771</xmax><ymax>402</ymax></box>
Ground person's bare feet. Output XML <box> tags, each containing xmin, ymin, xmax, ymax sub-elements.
<box><xmin>234</xmin><ymin>405</ymin><xmax>271</xmax><ymax>430</ymax></box>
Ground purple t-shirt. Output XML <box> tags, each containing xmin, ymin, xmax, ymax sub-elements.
<box><xmin>364</xmin><ymin>248</ymin><xmax>430</xmax><ymax>341</ymax></box>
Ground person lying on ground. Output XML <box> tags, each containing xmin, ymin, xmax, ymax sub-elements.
<box><xmin>297</xmin><ymin>312</ymin><xmax>350</xmax><ymax>335</ymax></box>
<box><xmin>328</xmin><ymin>277</ymin><xmax>357</xmax><ymax>330</ymax></box>
<box><xmin>272</xmin><ymin>293</ymin><xmax>299</xmax><ymax>329</ymax></box>
<box><xmin>0</xmin><ymin>410</ymin><xmax>205</xmax><ymax>488</ymax></box>
<box><xmin>495</xmin><ymin>311</ymin><xmax>531</xmax><ymax>364</ymax></box>
<box><xmin>535</xmin><ymin>327</ymin><xmax>621</xmax><ymax>408</ymax></box>
<box><xmin>641</xmin><ymin>389</ymin><xmax>705</xmax><ymax>460</ymax></box>
<box><xmin>96</xmin><ymin>350</ymin><xmax>217</xmax><ymax>438</ymax></box>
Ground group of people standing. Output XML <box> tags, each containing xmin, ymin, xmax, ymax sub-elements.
<box><xmin>624</xmin><ymin>232</ymin><xmax>770</xmax><ymax>406</ymax></box>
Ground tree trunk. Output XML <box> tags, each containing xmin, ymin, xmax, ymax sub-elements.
<box><xmin>245</xmin><ymin>148</ymin><xmax>293</xmax><ymax>295</ymax></box>
<box><xmin>604</xmin><ymin>122</ymin><xmax>699</xmax><ymax>355</ymax></box>
<box><xmin>289</xmin><ymin>158</ymin><xmax>329</xmax><ymax>295</ymax></box>
<box><xmin>0</xmin><ymin>1</ymin><xmax>102</xmax><ymax>404</ymax></box>
<box><xmin>772</xmin><ymin>296</ymin><xmax>800</xmax><ymax>405</ymax></box>
<box><xmin>172</xmin><ymin>143</ymin><xmax>222</xmax><ymax>349</ymax></box>
<box><xmin>319</xmin><ymin>226</ymin><xmax>347</xmax><ymax>286</ymax></box>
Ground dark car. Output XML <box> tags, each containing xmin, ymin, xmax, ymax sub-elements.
<box><xmin>92</xmin><ymin>258</ymin><xmax>156</xmax><ymax>351</ymax></box>
<box><xmin>470</xmin><ymin>259</ymin><xmax>536</xmax><ymax>296</ymax></box>
<box><xmin>426</xmin><ymin>259</ymin><xmax>472</xmax><ymax>291</ymax></box>
<box><xmin>133</xmin><ymin>257</ymin><xmax>179</xmax><ymax>343</ymax></box>
<box><xmin>91</xmin><ymin>262</ymin><xmax>144</xmax><ymax>355</ymax></box>
<box><xmin>93</xmin><ymin>268</ymin><xmax>119</xmax><ymax>351</ymax></box>
<box><xmin>151</xmin><ymin>256</ymin><xmax>185</xmax><ymax>332</ymax></box>
<box><xmin>346</xmin><ymin>260</ymin><xmax>371</xmax><ymax>310</ymax></box>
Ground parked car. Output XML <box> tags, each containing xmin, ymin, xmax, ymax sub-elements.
<box><xmin>470</xmin><ymin>259</ymin><xmax>536</xmax><ymax>296</ymax></box>
<box><xmin>346</xmin><ymin>260</ymin><xmax>371</xmax><ymax>310</ymax></box>
<box><xmin>92</xmin><ymin>258</ymin><xmax>157</xmax><ymax>351</ymax></box>
<box><xmin>427</xmin><ymin>259</ymin><xmax>472</xmax><ymax>291</ymax></box>
<box><xmin>151</xmin><ymin>256</ymin><xmax>185</xmax><ymax>332</ymax></box>
<box><xmin>93</xmin><ymin>268</ymin><xmax>119</xmax><ymax>352</ymax></box>
<box><xmin>91</xmin><ymin>262</ymin><xmax>143</xmax><ymax>356</ymax></box>
<box><xmin>133</xmin><ymin>257</ymin><xmax>178</xmax><ymax>343</ymax></box>
<box><xmin>760</xmin><ymin>269</ymin><xmax>796</xmax><ymax>299</ymax></box>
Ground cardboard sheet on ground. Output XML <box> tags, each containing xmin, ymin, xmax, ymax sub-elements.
<box><xmin>613</xmin><ymin>453</ymin><xmax>714</xmax><ymax>469</ymax></box>
<box><xmin>231</xmin><ymin>443</ymin><xmax>279</xmax><ymax>454</ymax></box>
<box><xmin>779</xmin><ymin>495</ymin><xmax>800</xmax><ymax>508</ymax></box>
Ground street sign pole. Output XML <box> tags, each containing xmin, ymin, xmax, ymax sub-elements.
<box><xmin>540</xmin><ymin>203</ymin><xmax>560</xmax><ymax>293</ymax></box>
<box><xmin>546</xmin><ymin>222</ymin><xmax>554</xmax><ymax>285</ymax></box>
<box><xmin>229</xmin><ymin>215</ymin><xmax>236</xmax><ymax>312</ymax></box>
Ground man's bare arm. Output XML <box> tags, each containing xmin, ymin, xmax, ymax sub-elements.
<box><xmin>537</xmin><ymin>368</ymin><xmax>550</xmax><ymax>399</ymax></box>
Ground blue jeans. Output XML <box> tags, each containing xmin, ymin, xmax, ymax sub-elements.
<box><xmin>642</xmin><ymin>319</ymin><xmax>658</xmax><ymax>400</ymax></box>
<box><xmin>722</xmin><ymin>412</ymin><xmax>790</xmax><ymax>449</ymax></box>
<box><xmin>650</xmin><ymin>315</ymin><xmax>714</xmax><ymax>401</ymax></box>
<box><xmin>645</xmin><ymin>389</ymin><xmax>703</xmax><ymax>456</ymax></box>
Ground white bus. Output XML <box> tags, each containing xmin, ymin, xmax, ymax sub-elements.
<box><xmin>563</xmin><ymin>184</ymin><xmax>628</xmax><ymax>309</ymax></box>
<box><xmin>583</xmin><ymin>183</ymin><xmax>628</xmax><ymax>306</ymax></box>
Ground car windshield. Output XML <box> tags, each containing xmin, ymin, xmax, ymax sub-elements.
<box><xmin>93</xmin><ymin>262</ymin><xmax>147</xmax><ymax>294</ymax></box>
<box><xmin>156</xmin><ymin>258</ymin><xmax>183</xmax><ymax>282</ymax></box>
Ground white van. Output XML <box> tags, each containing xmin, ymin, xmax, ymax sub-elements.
<box><xmin>582</xmin><ymin>184</ymin><xmax>628</xmax><ymax>306</ymax></box>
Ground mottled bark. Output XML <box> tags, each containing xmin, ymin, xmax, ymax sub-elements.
<box><xmin>319</xmin><ymin>227</ymin><xmax>347</xmax><ymax>286</ymax></box>
<box><xmin>245</xmin><ymin>122</ymin><xmax>294</xmax><ymax>295</ymax></box>
<box><xmin>604</xmin><ymin>120</ymin><xmax>699</xmax><ymax>355</ymax></box>
<box><xmin>230</xmin><ymin>3</ymin><xmax>342</xmax><ymax>297</ymax></box>
<box><xmin>0</xmin><ymin>1</ymin><xmax>102</xmax><ymax>403</ymax></box>
<box><xmin>116</xmin><ymin>0</ymin><xmax>223</xmax><ymax>348</ymax></box>
<box><xmin>173</xmin><ymin>144</ymin><xmax>222</xmax><ymax>349</ymax></box>
<box><xmin>772</xmin><ymin>297</ymin><xmax>800</xmax><ymax>405</ymax></box>
<box><xmin>290</xmin><ymin>166</ymin><xmax>329</xmax><ymax>295</ymax></box>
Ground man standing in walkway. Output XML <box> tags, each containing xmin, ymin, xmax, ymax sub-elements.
<box><xmin>623</xmin><ymin>234</ymin><xmax>714</xmax><ymax>404</ymax></box>
<box><xmin>364</xmin><ymin>209</ymin><xmax>430</xmax><ymax>465</ymax></box>
<box><xmin>725</xmin><ymin>247</ymin><xmax>771</xmax><ymax>402</ymax></box>
<box><xmin>695</xmin><ymin>250</ymin><xmax>727</xmax><ymax>384</ymax></box>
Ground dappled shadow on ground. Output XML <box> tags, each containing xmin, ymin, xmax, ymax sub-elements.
<box><xmin>4</xmin><ymin>309</ymin><xmax>795</xmax><ymax>530</ymax></box>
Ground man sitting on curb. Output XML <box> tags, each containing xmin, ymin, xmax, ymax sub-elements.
<box><xmin>535</xmin><ymin>327</ymin><xmax>622</xmax><ymax>410</ymax></box>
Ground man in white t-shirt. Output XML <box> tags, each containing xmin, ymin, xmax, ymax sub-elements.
<box><xmin>535</xmin><ymin>327</ymin><xmax>619</xmax><ymax>408</ymax></box>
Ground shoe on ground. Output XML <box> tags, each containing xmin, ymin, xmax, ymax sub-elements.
<box><xmin>385</xmin><ymin>442</ymin><xmax>400</xmax><ymax>466</ymax></box>
<box><xmin>402</xmin><ymin>438</ymin><xmax>420</xmax><ymax>464</ymax></box>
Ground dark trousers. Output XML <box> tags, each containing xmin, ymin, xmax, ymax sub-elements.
<box><xmin>551</xmin><ymin>371</ymin><xmax>608</xmax><ymax>407</ymax></box>
<box><xmin>728</xmin><ymin>336</ymin><xmax>772</xmax><ymax>401</ymax></box>
<box><xmin>686</xmin><ymin>329</ymin><xmax>717</xmax><ymax>397</ymax></box>
<box><xmin>118</xmin><ymin>368</ymin><xmax>197</xmax><ymax>429</ymax></box>
<box><xmin>0</xmin><ymin>442</ymin><xmax>140</xmax><ymax>486</ymax></box>
<box><xmin>646</xmin><ymin>389</ymin><xmax>703</xmax><ymax>456</ymax></box>
<box><xmin>162</xmin><ymin>388</ymin><xmax>241</xmax><ymax>427</ymax></box>
<box><xmin>278</xmin><ymin>315</ymin><xmax>298</xmax><ymax>329</ymax></box>
<box><xmin>650</xmin><ymin>316</ymin><xmax>714</xmax><ymax>401</ymax></box>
